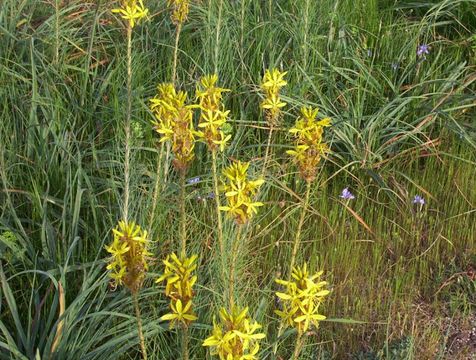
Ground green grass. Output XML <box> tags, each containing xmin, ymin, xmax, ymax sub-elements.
<box><xmin>1</xmin><ymin>0</ymin><xmax>475</xmax><ymax>359</ymax></box>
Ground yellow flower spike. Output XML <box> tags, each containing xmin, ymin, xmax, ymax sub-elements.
<box><xmin>274</xmin><ymin>263</ymin><xmax>330</xmax><ymax>335</ymax></box>
<box><xmin>149</xmin><ymin>83</ymin><xmax>196</xmax><ymax>172</ymax></box>
<box><xmin>219</xmin><ymin>161</ymin><xmax>264</xmax><ymax>225</ymax></box>
<box><xmin>112</xmin><ymin>0</ymin><xmax>149</xmax><ymax>28</ymax></box>
<box><xmin>203</xmin><ymin>306</ymin><xmax>265</xmax><ymax>360</ymax></box>
<box><xmin>167</xmin><ymin>0</ymin><xmax>190</xmax><ymax>25</ymax></box>
<box><xmin>260</xmin><ymin>68</ymin><xmax>287</xmax><ymax>125</ymax></box>
<box><xmin>287</xmin><ymin>106</ymin><xmax>331</xmax><ymax>182</ymax></box>
<box><xmin>196</xmin><ymin>75</ymin><xmax>232</xmax><ymax>152</ymax></box>
<box><xmin>157</xmin><ymin>253</ymin><xmax>198</xmax><ymax>328</ymax></box>
<box><xmin>105</xmin><ymin>221</ymin><xmax>149</xmax><ymax>293</ymax></box>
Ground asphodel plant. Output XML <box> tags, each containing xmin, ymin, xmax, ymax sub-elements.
<box><xmin>109</xmin><ymin>2</ymin><xmax>149</xmax><ymax>359</ymax></box>
<box><xmin>150</xmin><ymin>83</ymin><xmax>197</xmax><ymax>360</ymax></box>
<box><xmin>286</xmin><ymin>106</ymin><xmax>331</xmax><ymax>273</ymax></box>
<box><xmin>275</xmin><ymin>263</ymin><xmax>330</xmax><ymax>359</ymax></box>
<box><xmin>168</xmin><ymin>0</ymin><xmax>191</xmax><ymax>83</ymax></box>
<box><xmin>219</xmin><ymin>161</ymin><xmax>264</xmax><ymax>307</ymax></box>
<box><xmin>201</xmin><ymin>161</ymin><xmax>266</xmax><ymax>359</ymax></box>
<box><xmin>195</xmin><ymin>74</ymin><xmax>231</xmax><ymax>281</ymax></box>
<box><xmin>260</xmin><ymin>68</ymin><xmax>287</xmax><ymax>175</ymax></box>
<box><xmin>105</xmin><ymin>221</ymin><xmax>151</xmax><ymax>360</ymax></box>
<box><xmin>273</xmin><ymin>106</ymin><xmax>331</xmax><ymax>358</ymax></box>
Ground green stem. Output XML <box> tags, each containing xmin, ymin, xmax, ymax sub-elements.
<box><xmin>211</xmin><ymin>151</ymin><xmax>225</xmax><ymax>275</ymax></box>
<box><xmin>148</xmin><ymin>142</ymin><xmax>165</xmax><ymax>234</ymax></box>
<box><xmin>180</xmin><ymin>170</ymin><xmax>187</xmax><ymax>256</ymax></box>
<box><xmin>123</xmin><ymin>22</ymin><xmax>133</xmax><ymax>223</ymax></box>
<box><xmin>181</xmin><ymin>326</ymin><xmax>189</xmax><ymax>360</ymax></box>
<box><xmin>228</xmin><ymin>225</ymin><xmax>243</xmax><ymax>308</ymax></box>
<box><xmin>302</xmin><ymin>0</ymin><xmax>310</xmax><ymax>73</ymax></box>
<box><xmin>133</xmin><ymin>292</ymin><xmax>148</xmax><ymax>360</ymax></box>
<box><xmin>261</xmin><ymin>125</ymin><xmax>274</xmax><ymax>179</ymax></box>
<box><xmin>214</xmin><ymin>0</ymin><xmax>223</xmax><ymax>74</ymax></box>
<box><xmin>291</xmin><ymin>332</ymin><xmax>304</xmax><ymax>360</ymax></box>
<box><xmin>289</xmin><ymin>180</ymin><xmax>312</xmax><ymax>276</ymax></box>
<box><xmin>275</xmin><ymin>181</ymin><xmax>312</xmax><ymax>358</ymax></box>
<box><xmin>172</xmin><ymin>22</ymin><xmax>183</xmax><ymax>84</ymax></box>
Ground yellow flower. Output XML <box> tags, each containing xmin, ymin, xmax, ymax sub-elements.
<box><xmin>274</xmin><ymin>263</ymin><xmax>330</xmax><ymax>335</ymax></box>
<box><xmin>149</xmin><ymin>83</ymin><xmax>196</xmax><ymax>171</ymax></box>
<box><xmin>287</xmin><ymin>106</ymin><xmax>331</xmax><ymax>182</ymax></box>
<box><xmin>157</xmin><ymin>253</ymin><xmax>198</xmax><ymax>328</ymax></box>
<box><xmin>196</xmin><ymin>75</ymin><xmax>232</xmax><ymax>152</ymax></box>
<box><xmin>112</xmin><ymin>0</ymin><xmax>148</xmax><ymax>28</ymax></box>
<box><xmin>262</xmin><ymin>68</ymin><xmax>287</xmax><ymax>91</ymax></box>
<box><xmin>219</xmin><ymin>161</ymin><xmax>264</xmax><ymax>224</ymax></box>
<box><xmin>161</xmin><ymin>299</ymin><xmax>198</xmax><ymax>328</ymax></box>
<box><xmin>167</xmin><ymin>0</ymin><xmax>190</xmax><ymax>25</ymax></box>
<box><xmin>260</xmin><ymin>68</ymin><xmax>287</xmax><ymax>125</ymax></box>
<box><xmin>105</xmin><ymin>221</ymin><xmax>150</xmax><ymax>293</ymax></box>
<box><xmin>203</xmin><ymin>306</ymin><xmax>265</xmax><ymax>360</ymax></box>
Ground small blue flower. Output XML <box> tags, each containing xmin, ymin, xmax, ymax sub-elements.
<box><xmin>367</xmin><ymin>49</ymin><xmax>373</xmax><ymax>57</ymax></box>
<box><xmin>340</xmin><ymin>188</ymin><xmax>355</xmax><ymax>200</ymax></box>
<box><xmin>413</xmin><ymin>195</ymin><xmax>425</xmax><ymax>205</ymax></box>
<box><xmin>391</xmin><ymin>62</ymin><xmax>399</xmax><ymax>71</ymax></box>
<box><xmin>207</xmin><ymin>192</ymin><xmax>215</xmax><ymax>199</ymax></box>
<box><xmin>187</xmin><ymin>176</ymin><xmax>200</xmax><ymax>185</ymax></box>
<box><xmin>417</xmin><ymin>44</ymin><xmax>429</xmax><ymax>57</ymax></box>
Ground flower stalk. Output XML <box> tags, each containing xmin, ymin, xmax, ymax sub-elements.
<box><xmin>289</xmin><ymin>180</ymin><xmax>311</xmax><ymax>275</ymax></box>
<box><xmin>133</xmin><ymin>292</ymin><xmax>148</xmax><ymax>360</ymax></box>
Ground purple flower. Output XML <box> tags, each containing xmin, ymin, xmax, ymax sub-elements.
<box><xmin>413</xmin><ymin>195</ymin><xmax>425</xmax><ymax>205</ymax></box>
<box><xmin>207</xmin><ymin>192</ymin><xmax>215</xmax><ymax>199</ymax></box>
<box><xmin>340</xmin><ymin>188</ymin><xmax>355</xmax><ymax>200</ymax></box>
<box><xmin>417</xmin><ymin>44</ymin><xmax>429</xmax><ymax>57</ymax></box>
<box><xmin>187</xmin><ymin>176</ymin><xmax>200</xmax><ymax>185</ymax></box>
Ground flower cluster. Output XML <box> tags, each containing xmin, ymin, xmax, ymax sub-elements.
<box><xmin>167</xmin><ymin>0</ymin><xmax>190</xmax><ymax>25</ymax></box>
<box><xmin>105</xmin><ymin>221</ymin><xmax>151</xmax><ymax>293</ymax></box>
<box><xmin>287</xmin><ymin>106</ymin><xmax>331</xmax><ymax>182</ymax></box>
<box><xmin>260</xmin><ymin>68</ymin><xmax>287</xmax><ymax>125</ymax></box>
<box><xmin>196</xmin><ymin>74</ymin><xmax>231</xmax><ymax>152</ymax></box>
<box><xmin>219</xmin><ymin>161</ymin><xmax>264</xmax><ymax>225</ymax></box>
<box><xmin>203</xmin><ymin>306</ymin><xmax>265</xmax><ymax>360</ymax></box>
<box><xmin>275</xmin><ymin>263</ymin><xmax>330</xmax><ymax>335</ymax></box>
<box><xmin>112</xmin><ymin>0</ymin><xmax>148</xmax><ymax>28</ymax></box>
<box><xmin>150</xmin><ymin>83</ymin><xmax>196</xmax><ymax>172</ymax></box>
<box><xmin>156</xmin><ymin>253</ymin><xmax>198</xmax><ymax>328</ymax></box>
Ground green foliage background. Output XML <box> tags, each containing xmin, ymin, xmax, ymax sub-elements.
<box><xmin>1</xmin><ymin>0</ymin><xmax>475</xmax><ymax>358</ymax></box>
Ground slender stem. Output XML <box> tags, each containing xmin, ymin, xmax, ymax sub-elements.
<box><xmin>163</xmin><ymin>142</ymin><xmax>171</xmax><ymax>185</ymax></box>
<box><xmin>172</xmin><ymin>22</ymin><xmax>183</xmax><ymax>85</ymax></box>
<box><xmin>211</xmin><ymin>151</ymin><xmax>225</xmax><ymax>267</ymax></box>
<box><xmin>148</xmin><ymin>142</ymin><xmax>165</xmax><ymax>234</ymax></box>
<box><xmin>133</xmin><ymin>292</ymin><xmax>148</xmax><ymax>360</ymax></box>
<box><xmin>289</xmin><ymin>180</ymin><xmax>312</xmax><ymax>276</ymax></box>
<box><xmin>228</xmin><ymin>225</ymin><xmax>243</xmax><ymax>308</ymax></box>
<box><xmin>180</xmin><ymin>170</ymin><xmax>187</xmax><ymax>256</ymax></box>
<box><xmin>273</xmin><ymin>182</ymin><xmax>312</xmax><ymax>358</ymax></box>
<box><xmin>123</xmin><ymin>23</ymin><xmax>133</xmax><ymax>223</ymax></box>
<box><xmin>291</xmin><ymin>332</ymin><xmax>304</xmax><ymax>360</ymax></box>
<box><xmin>261</xmin><ymin>125</ymin><xmax>274</xmax><ymax>179</ymax></box>
<box><xmin>181</xmin><ymin>326</ymin><xmax>189</xmax><ymax>360</ymax></box>
<box><xmin>302</xmin><ymin>0</ymin><xmax>310</xmax><ymax>72</ymax></box>
<box><xmin>55</xmin><ymin>0</ymin><xmax>60</xmax><ymax>64</ymax></box>
<box><xmin>214</xmin><ymin>0</ymin><xmax>223</xmax><ymax>74</ymax></box>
